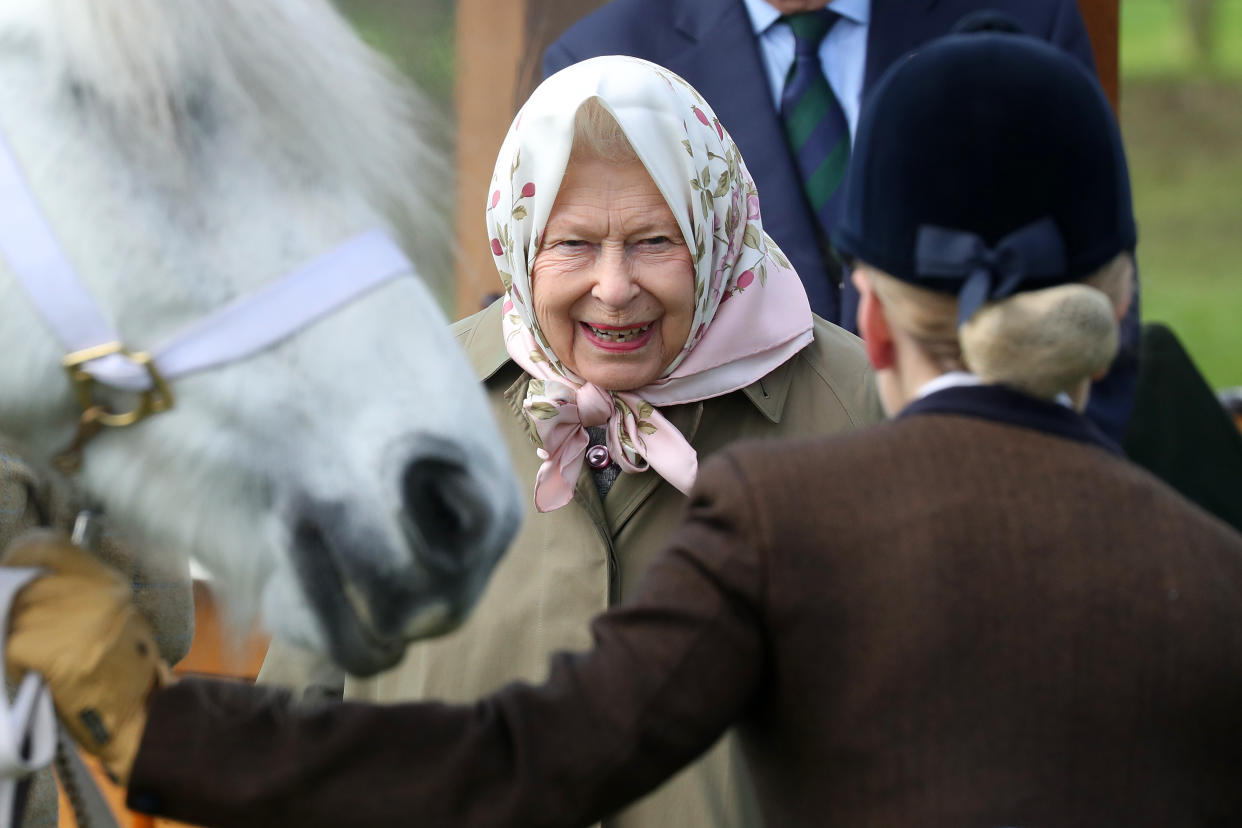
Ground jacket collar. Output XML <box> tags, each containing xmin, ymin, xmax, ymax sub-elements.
<box><xmin>739</xmin><ymin>0</ymin><xmax>870</xmax><ymax>35</ymax></box>
<box><xmin>673</xmin><ymin>0</ymin><xmax>735</xmax><ymax>41</ymax></box>
<box><xmin>898</xmin><ymin>383</ymin><xmax>1122</xmax><ymax>455</ymax></box>
<box><xmin>462</xmin><ymin>299</ymin><xmax>792</xmax><ymax>423</ymax></box>
<box><xmin>452</xmin><ymin>299</ymin><xmax>509</xmax><ymax>382</ymax></box>
<box><xmin>679</xmin><ymin>0</ymin><xmax>902</xmax><ymax>41</ymax></box>
<box><xmin>862</xmin><ymin>0</ymin><xmax>941</xmax><ymax>94</ymax></box>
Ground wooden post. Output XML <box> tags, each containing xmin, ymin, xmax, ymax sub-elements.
<box><xmin>452</xmin><ymin>0</ymin><xmax>607</xmax><ymax>318</ymax></box>
<box><xmin>517</xmin><ymin>0</ymin><xmax>610</xmax><ymax>103</ymax></box>
<box><xmin>452</xmin><ymin>0</ymin><xmax>529</xmax><ymax>318</ymax></box>
<box><xmin>1077</xmin><ymin>0</ymin><xmax>1120</xmax><ymax>112</ymax></box>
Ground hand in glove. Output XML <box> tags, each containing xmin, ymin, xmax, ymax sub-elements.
<box><xmin>2</xmin><ymin>530</ymin><xmax>172</xmax><ymax>785</ymax></box>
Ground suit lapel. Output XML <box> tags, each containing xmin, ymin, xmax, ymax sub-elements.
<box><xmin>668</xmin><ymin>0</ymin><xmax>833</xmax><ymax>316</ymax></box>
<box><xmin>667</xmin><ymin>0</ymin><xmax>789</xmax><ymax>188</ymax></box>
<box><xmin>863</xmin><ymin>0</ymin><xmax>940</xmax><ymax>95</ymax></box>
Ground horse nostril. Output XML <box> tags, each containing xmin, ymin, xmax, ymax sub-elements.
<box><xmin>400</xmin><ymin>455</ymin><xmax>490</xmax><ymax>574</ymax></box>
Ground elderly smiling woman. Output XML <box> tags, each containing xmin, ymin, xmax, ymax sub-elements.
<box><xmin>263</xmin><ymin>55</ymin><xmax>879</xmax><ymax>826</ymax></box>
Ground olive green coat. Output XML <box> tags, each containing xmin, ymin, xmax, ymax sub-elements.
<box><xmin>263</xmin><ymin>300</ymin><xmax>880</xmax><ymax>827</ymax></box>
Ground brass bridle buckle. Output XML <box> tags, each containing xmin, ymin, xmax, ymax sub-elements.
<box><xmin>53</xmin><ymin>343</ymin><xmax>176</xmax><ymax>474</ymax></box>
<box><xmin>62</xmin><ymin>342</ymin><xmax>175</xmax><ymax>428</ymax></box>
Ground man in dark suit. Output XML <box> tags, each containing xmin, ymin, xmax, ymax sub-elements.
<box><xmin>545</xmin><ymin>0</ymin><xmax>1140</xmax><ymax>442</ymax></box>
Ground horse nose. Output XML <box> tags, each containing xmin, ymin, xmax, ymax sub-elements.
<box><xmin>400</xmin><ymin>452</ymin><xmax>493</xmax><ymax>576</ymax></box>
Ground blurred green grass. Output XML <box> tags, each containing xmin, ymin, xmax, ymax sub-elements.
<box><xmin>1122</xmin><ymin>0</ymin><xmax>1242</xmax><ymax>388</ymax></box>
<box><xmin>1122</xmin><ymin>0</ymin><xmax>1242</xmax><ymax>76</ymax></box>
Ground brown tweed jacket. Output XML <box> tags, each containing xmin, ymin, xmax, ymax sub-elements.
<box><xmin>130</xmin><ymin>387</ymin><xmax>1242</xmax><ymax>827</ymax></box>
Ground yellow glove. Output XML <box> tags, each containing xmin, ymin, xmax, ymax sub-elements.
<box><xmin>2</xmin><ymin>530</ymin><xmax>171</xmax><ymax>785</ymax></box>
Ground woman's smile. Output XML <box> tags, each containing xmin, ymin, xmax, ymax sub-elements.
<box><xmin>580</xmin><ymin>321</ymin><xmax>656</xmax><ymax>350</ymax></box>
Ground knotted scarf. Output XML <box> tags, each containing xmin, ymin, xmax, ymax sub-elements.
<box><xmin>486</xmin><ymin>57</ymin><xmax>814</xmax><ymax>512</ymax></box>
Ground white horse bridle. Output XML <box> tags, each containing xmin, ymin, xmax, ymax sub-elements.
<box><xmin>0</xmin><ymin>129</ymin><xmax>419</xmax><ymax>826</ymax></box>
<box><xmin>0</xmin><ymin>130</ymin><xmax>416</xmax><ymax>468</ymax></box>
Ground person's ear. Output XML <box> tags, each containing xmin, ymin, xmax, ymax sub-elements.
<box><xmin>1114</xmin><ymin>268</ymin><xmax>1135</xmax><ymax>324</ymax></box>
<box><xmin>1093</xmin><ymin>259</ymin><xmax>1135</xmax><ymax>381</ymax></box>
<box><xmin>853</xmin><ymin>269</ymin><xmax>896</xmax><ymax>371</ymax></box>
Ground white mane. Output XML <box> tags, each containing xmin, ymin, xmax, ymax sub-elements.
<box><xmin>33</xmin><ymin>0</ymin><xmax>453</xmax><ymax>299</ymax></box>
<box><xmin>0</xmin><ymin>0</ymin><xmax>520</xmax><ymax>674</ymax></box>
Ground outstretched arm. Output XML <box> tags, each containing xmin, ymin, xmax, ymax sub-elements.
<box><xmin>121</xmin><ymin>454</ymin><xmax>770</xmax><ymax>827</ymax></box>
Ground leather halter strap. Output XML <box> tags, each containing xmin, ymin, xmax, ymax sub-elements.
<box><xmin>0</xmin><ymin>131</ymin><xmax>413</xmax><ymax>395</ymax></box>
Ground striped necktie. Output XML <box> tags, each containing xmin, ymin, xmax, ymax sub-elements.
<box><xmin>780</xmin><ymin>11</ymin><xmax>851</xmax><ymax>238</ymax></box>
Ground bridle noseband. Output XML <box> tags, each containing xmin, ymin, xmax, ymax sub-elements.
<box><xmin>0</xmin><ymin>130</ymin><xmax>418</xmax><ymax>473</ymax></box>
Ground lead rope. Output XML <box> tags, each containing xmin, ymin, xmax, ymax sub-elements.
<box><xmin>51</xmin><ymin>723</ymin><xmax>117</xmax><ymax>828</ymax></box>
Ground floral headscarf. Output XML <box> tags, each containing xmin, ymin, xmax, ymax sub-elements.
<box><xmin>487</xmin><ymin>56</ymin><xmax>813</xmax><ymax>512</ymax></box>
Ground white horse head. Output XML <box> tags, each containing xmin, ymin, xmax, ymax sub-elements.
<box><xmin>0</xmin><ymin>0</ymin><xmax>522</xmax><ymax>675</ymax></box>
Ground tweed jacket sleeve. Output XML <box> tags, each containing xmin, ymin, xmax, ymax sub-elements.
<box><xmin>128</xmin><ymin>452</ymin><xmax>771</xmax><ymax>828</ymax></box>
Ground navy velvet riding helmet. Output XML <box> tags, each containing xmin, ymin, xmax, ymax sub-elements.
<box><xmin>831</xmin><ymin>29</ymin><xmax>1136</xmax><ymax>325</ymax></box>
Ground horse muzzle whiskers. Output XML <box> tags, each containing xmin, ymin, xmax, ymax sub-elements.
<box><xmin>285</xmin><ymin>442</ymin><xmax>518</xmax><ymax>676</ymax></box>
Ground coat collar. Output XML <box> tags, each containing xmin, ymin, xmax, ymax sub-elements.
<box><xmin>451</xmin><ymin>300</ymin><xmax>509</xmax><ymax>381</ymax></box>
<box><xmin>459</xmin><ymin>299</ymin><xmax>793</xmax><ymax>423</ymax></box>
<box><xmin>678</xmin><ymin>0</ymin><xmax>923</xmax><ymax>41</ymax></box>
<box><xmin>739</xmin><ymin>0</ymin><xmax>871</xmax><ymax>35</ymax></box>
<box><xmin>898</xmin><ymin>383</ymin><xmax>1122</xmax><ymax>455</ymax></box>
<box><xmin>673</xmin><ymin>0</ymin><xmax>735</xmax><ymax>41</ymax></box>
<box><xmin>862</xmin><ymin>0</ymin><xmax>942</xmax><ymax>93</ymax></box>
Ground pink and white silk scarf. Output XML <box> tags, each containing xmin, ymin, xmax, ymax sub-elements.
<box><xmin>486</xmin><ymin>56</ymin><xmax>814</xmax><ymax>512</ymax></box>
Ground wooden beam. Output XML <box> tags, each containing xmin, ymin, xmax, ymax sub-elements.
<box><xmin>1077</xmin><ymin>0</ymin><xmax>1120</xmax><ymax>112</ymax></box>
<box><xmin>518</xmin><ymin>0</ymin><xmax>610</xmax><ymax>103</ymax></box>
<box><xmin>452</xmin><ymin>0</ymin><xmax>610</xmax><ymax>317</ymax></box>
<box><xmin>453</xmin><ymin>0</ymin><xmax>531</xmax><ymax>318</ymax></box>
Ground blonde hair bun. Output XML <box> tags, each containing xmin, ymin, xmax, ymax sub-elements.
<box><xmin>960</xmin><ymin>283</ymin><xmax>1119</xmax><ymax>400</ymax></box>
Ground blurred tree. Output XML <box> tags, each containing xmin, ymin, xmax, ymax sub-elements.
<box><xmin>1183</xmin><ymin>0</ymin><xmax>1219</xmax><ymax>66</ymax></box>
<box><xmin>333</xmin><ymin>0</ymin><xmax>455</xmax><ymax>110</ymax></box>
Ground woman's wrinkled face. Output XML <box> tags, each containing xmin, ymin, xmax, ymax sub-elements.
<box><xmin>531</xmin><ymin>156</ymin><xmax>694</xmax><ymax>390</ymax></box>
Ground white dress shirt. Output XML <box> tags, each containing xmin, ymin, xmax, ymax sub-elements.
<box><xmin>740</xmin><ymin>0</ymin><xmax>871</xmax><ymax>139</ymax></box>
<box><xmin>916</xmin><ymin>371</ymin><xmax>984</xmax><ymax>401</ymax></box>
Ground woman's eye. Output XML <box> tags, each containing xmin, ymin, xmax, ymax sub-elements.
<box><xmin>640</xmin><ymin>236</ymin><xmax>670</xmax><ymax>245</ymax></box>
<box><xmin>558</xmin><ymin>239</ymin><xmax>587</xmax><ymax>248</ymax></box>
